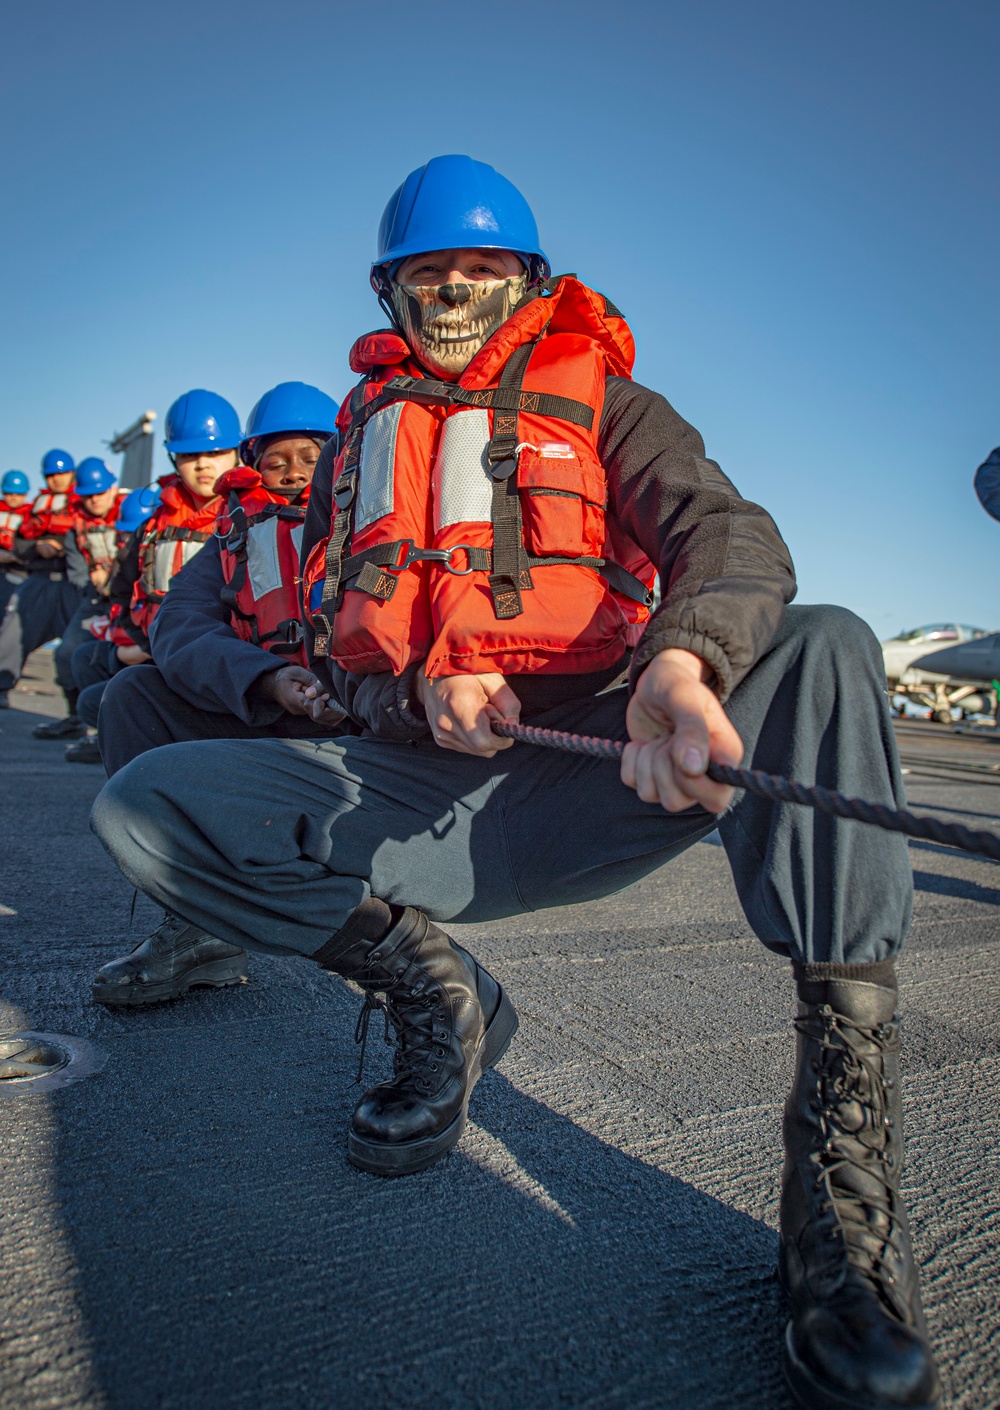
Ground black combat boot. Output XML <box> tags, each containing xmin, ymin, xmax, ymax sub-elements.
<box><xmin>65</xmin><ymin>734</ymin><xmax>102</xmax><ymax>763</ymax></box>
<box><xmin>780</xmin><ymin>961</ymin><xmax>940</xmax><ymax>1410</ymax></box>
<box><xmin>92</xmin><ymin>911</ymin><xmax>248</xmax><ymax>1006</ymax></box>
<box><xmin>33</xmin><ymin>714</ymin><xmax>86</xmax><ymax>739</ymax></box>
<box><xmin>34</xmin><ymin>687</ymin><xmax>85</xmax><ymax>738</ymax></box>
<box><xmin>314</xmin><ymin>900</ymin><xmax>518</xmax><ymax>1177</ymax></box>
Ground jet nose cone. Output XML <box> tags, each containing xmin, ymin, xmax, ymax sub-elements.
<box><xmin>912</xmin><ymin>632</ymin><xmax>1000</xmax><ymax>681</ymax></box>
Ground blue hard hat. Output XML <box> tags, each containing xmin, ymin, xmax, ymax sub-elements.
<box><xmin>42</xmin><ymin>448</ymin><xmax>75</xmax><ymax>477</ymax></box>
<box><xmin>239</xmin><ymin>382</ymin><xmax>341</xmax><ymax>466</ymax></box>
<box><xmin>164</xmin><ymin>389</ymin><xmax>241</xmax><ymax>455</ymax></box>
<box><xmin>371</xmin><ymin>155</ymin><xmax>549</xmax><ymax>286</ymax></box>
<box><xmin>117</xmin><ymin>485</ymin><xmax>161</xmax><ymax>533</ymax></box>
<box><xmin>2</xmin><ymin>470</ymin><xmax>30</xmax><ymax>496</ymax></box>
<box><xmin>75</xmin><ymin>457</ymin><xmax>117</xmax><ymax>496</ymax></box>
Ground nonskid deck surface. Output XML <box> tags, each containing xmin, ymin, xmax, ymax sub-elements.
<box><xmin>0</xmin><ymin>647</ymin><xmax>997</xmax><ymax>1410</ymax></box>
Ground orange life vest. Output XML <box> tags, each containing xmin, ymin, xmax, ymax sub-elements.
<box><xmin>131</xmin><ymin>475</ymin><xmax>223</xmax><ymax>635</ymax></box>
<box><xmin>0</xmin><ymin>498</ymin><xmax>31</xmax><ymax>553</ymax></box>
<box><xmin>215</xmin><ymin>468</ymin><xmax>310</xmax><ymax>666</ymax></box>
<box><xmin>73</xmin><ymin>492</ymin><xmax>127</xmax><ymax>573</ymax></box>
<box><xmin>19</xmin><ymin>490</ymin><xmax>78</xmax><ymax>541</ymax></box>
<box><xmin>304</xmin><ymin>277</ymin><xmax>655</xmax><ymax>678</ymax></box>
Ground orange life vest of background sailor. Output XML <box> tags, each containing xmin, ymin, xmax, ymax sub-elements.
<box><xmin>131</xmin><ymin>476</ymin><xmax>222</xmax><ymax>636</ymax></box>
<box><xmin>305</xmin><ymin>276</ymin><xmax>655</xmax><ymax>679</ymax></box>
<box><xmin>216</xmin><ymin>466</ymin><xmax>310</xmax><ymax>667</ymax></box>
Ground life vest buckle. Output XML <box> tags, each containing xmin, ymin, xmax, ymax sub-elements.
<box><xmin>333</xmin><ymin>472</ymin><xmax>357</xmax><ymax>510</ymax></box>
<box><xmin>439</xmin><ymin>543</ymin><xmax>476</xmax><ymax>576</ymax></box>
<box><xmin>390</xmin><ymin>540</ymin><xmax>456</xmax><ymax>573</ymax></box>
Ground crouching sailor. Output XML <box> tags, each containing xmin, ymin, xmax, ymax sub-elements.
<box><xmin>92</xmin><ymin>156</ymin><xmax>940</xmax><ymax>1410</ymax></box>
<box><xmin>32</xmin><ymin>457</ymin><xmax>128</xmax><ymax>743</ymax></box>
<box><xmin>0</xmin><ymin>450</ymin><xmax>79</xmax><ymax>716</ymax></box>
<box><xmin>67</xmin><ymin>484</ymin><xmax>164</xmax><ymax>761</ymax></box>
<box><xmin>0</xmin><ymin>470</ymin><xmax>32</xmax><ymax>636</ymax></box>
<box><xmin>92</xmin><ymin>381</ymin><xmax>351</xmax><ymax>1009</ymax></box>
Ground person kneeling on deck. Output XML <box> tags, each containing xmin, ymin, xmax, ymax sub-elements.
<box><xmin>0</xmin><ymin>470</ymin><xmax>33</xmax><ymax>638</ymax></box>
<box><xmin>66</xmin><ymin>484</ymin><xmax>163</xmax><ymax>763</ymax></box>
<box><xmin>92</xmin><ymin>156</ymin><xmax>940</xmax><ymax>1410</ymax></box>
<box><xmin>0</xmin><ymin>449</ymin><xmax>79</xmax><ymax>717</ymax></box>
<box><xmin>33</xmin><ymin>457</ymin><xmax>129</xmax><ymax>745</ymax></box>
<box><xmin>93</xmin><ymin>381</ymin><xmax>349</xmax><ymax>1008</ymax></box>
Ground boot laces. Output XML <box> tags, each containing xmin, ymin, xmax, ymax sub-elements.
<box><xmin>353</xmin><ymin>963</ymin><xmax>446</xmax><ymax>1091</ymax></box>
<box><xmin>143</xmin><ymin>911</ymin><xmax>189</xmax><ymax>956</ymax></box>
<box><xmin>796</xmin><ymin>1006</ymin><xmax>906</xmax><ymax>1311</ymax></box>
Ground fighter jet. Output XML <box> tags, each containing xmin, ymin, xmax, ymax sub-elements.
<box><xmin>883</xmin><ymin>623</ymin><xmax>993</xmax><ymax>723</ymax></box>
<box><xmin>911</xmin><ymin>631</ymin><xmax>1000</xmax><ymax>707</ymax></box>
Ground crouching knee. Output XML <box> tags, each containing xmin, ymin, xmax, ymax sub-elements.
<box><xmin>90</xmin><ymin>740</ymin><xmax>187</xmax><ymax>858</ymax></box>
<box><xmin>783</xmin><ymin>603</ymin><xmax>882</xmax><ymax>670</ymax></box>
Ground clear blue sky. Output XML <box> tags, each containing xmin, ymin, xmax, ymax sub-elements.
<box><xmin>2</xmin><ymin>0</ymin><xmax>997</xmax><ymax>639</ymax></box>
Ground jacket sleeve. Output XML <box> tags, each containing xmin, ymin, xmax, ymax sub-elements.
<box><xmin>600</xmin><ymin>378</ymin><xmax>796</xmax><ymax>701</ymax></box>
<box><xmin>13</xmin><ymin>531</ymin><xmax>44</xmax><ymax>569</ymax></box>
<box><xmin>301</xmin><ymin>438</ymin><xmax>432</xmax><ymax>740</ymax></box>
<box><xmin>64</xmin><ymin>535</ymin><xmax>91</xmax><ymax>591</ymax></box>
<box><xmin>149</xmin><ymin>538</ymin><xmax>287</xmax><ymax>723</ymax></box>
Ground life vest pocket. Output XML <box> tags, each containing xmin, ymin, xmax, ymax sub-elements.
<box><xmin>517</xmin><ymin>447</ymin><xmax>606</xmax><ymax>559</ymax></box>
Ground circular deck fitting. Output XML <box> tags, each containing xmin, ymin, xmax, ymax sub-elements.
<box><xmin>0</xmin><ymin>1031</ymin><xmax>107</xmax><ymax>1096</ymax></box>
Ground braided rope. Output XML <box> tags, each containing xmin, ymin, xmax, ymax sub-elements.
<box><xmin>490</xmin><ymin>720</ymin><xmax>1000</xmax><ymax>863</ymax></box>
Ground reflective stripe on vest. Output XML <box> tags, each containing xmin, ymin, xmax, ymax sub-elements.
<box><xmin>149</xmin><ymin>535</ymin><xmax>205</xmax><ymax>593</ymax></box>
<box><xmin>0</xmin><ymin>507</ymin><xmax>25</xmax><ymax>550</ymax></box>
<box><xmin>81</xmin><ymin>525</ymin><xmax>118</xmax><ymax>566</ymax></box>
<box><xmin>245</xmin><ymin>514</ymin><xmax>305</xmax><ymax>600</ymax></box>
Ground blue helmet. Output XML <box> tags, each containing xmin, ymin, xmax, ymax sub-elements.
<box><xmin>239</xmin><ymin>382</ymin><xmax>340</xmax><ymax>466</ymax></box>
<box><xmin>2</xmin><ymin>470</ymin><xmax>30</xmax><ymax>496</ymax></box>
<box><xmin>371</xmin><ymin>155</ymin><xmax>549</xmax><ymax>288</ymax></box>
<box><xmin>117</xmin><ymin>485</ymin><xmax>161</xmax><ymax>533</ymax></box>
<box><xmin>75</xmin><ymin>457</ymin><xmax>117</xmax><ymax>496</ymax></box>
<box><xmin>41</xmin><ymin>448</ymin><xmax>75</xmax><ymax>477</ymax></box>
<box><xmin>164</xmin><ymin>389</ymin><xmax>241</xmax><ymax>455</ymax></box>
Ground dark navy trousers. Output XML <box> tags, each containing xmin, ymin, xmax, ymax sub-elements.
<box><xmin>91</xmin><ymin>605</ymin><xmax>912</xmax><ymax>967</ymax></box>
<box><xmin>0</xmin><ymin>574</ymin><xmax>82</xmax><ymax>691</ymax></box>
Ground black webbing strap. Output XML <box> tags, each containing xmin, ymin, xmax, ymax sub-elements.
<box><xmin>529</xmin><ymin>555</ymin><xmax>653</xmax><ymax>606</ymax></box>
<box><xmin>346</xmin><ymin>376</ymin><xmax>595</xmax><ymax>436</ymax></box>
<box><xmin>339</xmin><ymin>539</ymin><xmax>651</xmax><ymax>608</ymax></box>
<box><xmin>311</xmin><ymin>381</ymin><xmax>375</xmax><ymax>653</ymax></box>
<box><xmin>485</xmin><ymin>340</ymin><xmax>540</xmax><ymax>619</ymax></box>
<box><xmin>312</xmin><ymin>463</ymin><xmax>358</xmax><ymax>656</ymax></box>
<box><xmin>340</xmin><ymin>541</ymin><xmax>498</xmax><ymax>601</ymax></box>
<box><xmin>218</xmin><ymin>493</ymin><xmax>249</xmax><ymax>616</ymax></box>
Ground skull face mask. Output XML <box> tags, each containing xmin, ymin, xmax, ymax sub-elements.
<box><xmin>390</xmin><ymin>273</ymin><xmax>529</xmax><ymax>378</ymax></box>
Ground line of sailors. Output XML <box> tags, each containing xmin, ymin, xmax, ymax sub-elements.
<box><xmin>0</xmin><ymin>380</ymin><xmax>341</xmax><ymax>763</ymax></box>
